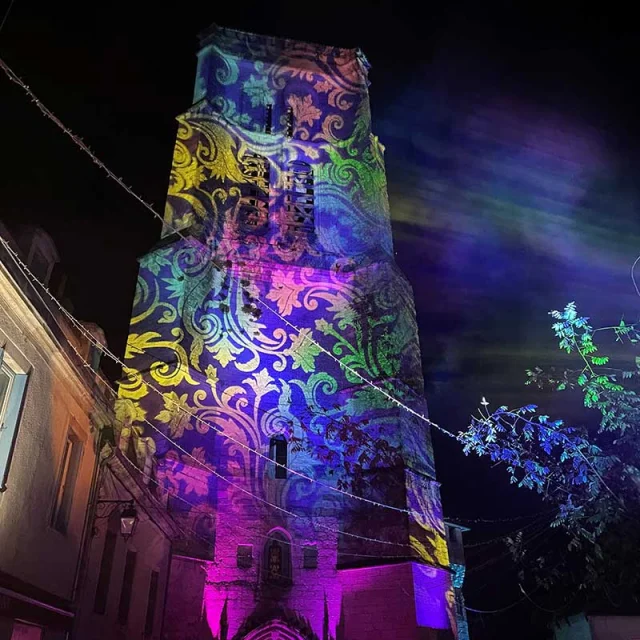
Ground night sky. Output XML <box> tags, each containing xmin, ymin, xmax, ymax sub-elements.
<box><xmin>2</xmin><ymin>2</ymin><xmax>640</xmax><ymax>637</ymax></box>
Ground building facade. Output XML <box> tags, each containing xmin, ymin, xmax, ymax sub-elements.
<box><xmin>74</xmin><ymin>442</ymin><xmax>178</xmax><ymax>640</ymax></box>
<box><xmin>554</xmin><ymin>614</ymin><xmax>640</xmax><ymax>640</ymax></box>
<box><xmin>117</xmin><ymin>25</ymin><xmax>458</xmax><ymax>639</ymax></box>
<box><xmin>0</xmin><ymin>226</ymin><xmax>111</xmax><ymax>639</ymax></box>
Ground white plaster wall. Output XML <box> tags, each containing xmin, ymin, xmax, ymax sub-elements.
<box><xmin>0</xmin><ymin>265</ymin><xmax>98</xmax><ymax>602</ymax></box>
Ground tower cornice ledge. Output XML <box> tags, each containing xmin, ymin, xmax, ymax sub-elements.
<box><xmin>197</xmin><ymin>23</ymin><xmax>369</xmax><ymax>72</ymax></box>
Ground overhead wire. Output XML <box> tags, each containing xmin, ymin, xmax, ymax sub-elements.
<box><xmin>0</xmin><ymin>52</ymin><xmax>576</xmax><ymax>611</ymax></box>
<box><xmin>444</xmin><ymin>509</ymin><xmax>555</xmax><ymax>525</ymax></box>
<box><xmin>0</xmin><ymin>285</ymin><xmax>416</xmax><ymax>562</ymax></box>
<box><xmin>1</xmin><ymin>241</ymin><xmax>437</xmax><ymax>552</ymax></box>
<box><xmin>0</xmin><ymin>232</ymin><xmax>452</xmax><ymax>522</ymax></box>
<box><xmin>518</xmin><ymin>583</ymin><xmax>573</xmax><ymax>614</ymax></box>
<box><xmin>463</xmin><ymin>513</ymin><xmax>554</xmax><ymax>549</ymax></box>
<box><xmin>465</xmin><ymin>593</ymin><xmax>529</xmax><ymax>615</ymax></box>
<box><xmin>1</xmin><ymin>54</ymin><xmax>563</xmax><ymax>560</ymax></box>
<box><xmin>0</xmin><ymin>0</ymin><xmax>15</xmax><ymax>35</ymax></box>
<box><xmin>0</xmin><ymin>56</ymin><xmax>457</xmax><ymax>443</ymax></box>
<box><xmin>465</xmin><ymin>521</ymin><xmax>554</xmax><ymax>576</ymax></box>
<box><xmin>631</xmin><ymin>253</ymin><xmax>640</xmax><ymax>299</ymax></box>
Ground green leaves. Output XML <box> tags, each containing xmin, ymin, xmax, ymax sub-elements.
<box><xmin>460</xmin><ymin>301</ymin><xmax>640</xmax><ymax>597</ymax></box>
<box><xmin>549</xmin><ymin>302</ymin><xmax>595</xmax><ymax>355</ymax></box>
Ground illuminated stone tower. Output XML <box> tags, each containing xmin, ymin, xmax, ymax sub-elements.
<box><xmin>117</xmin><ymin>24</ymin><xmax>456</xmax><ymax>640</ymax></box>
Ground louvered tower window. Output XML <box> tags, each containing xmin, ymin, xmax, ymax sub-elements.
<box><xmin>239</xmin><ymin>153</ymin><xmax>270</xmax><ymax>234</ymax></box>
<box><xmin>284</xmin><ymin>161</ymin><xmax>314</xmax><ymax>235</ymax></box>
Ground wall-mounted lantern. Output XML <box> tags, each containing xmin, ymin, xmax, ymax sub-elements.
<box><xmin>96</xmin><ymin>499</ymin><xmax>138</xmax><ymax>542</ymax></box>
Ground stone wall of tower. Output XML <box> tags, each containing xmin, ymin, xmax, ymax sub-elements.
<box><xmin>116</xmin><ymin>24</ymin><xmax>455</xmax><ymax>640</ymax></box>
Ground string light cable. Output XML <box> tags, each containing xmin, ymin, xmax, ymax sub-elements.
<box><xmin>0</xmin><ymin>63</ymin><xmax>572</xmax><ymax>582</ymax></box>
<box><xmin>0</xmin><ymin>261</ymin><xmax>450</xmax><ymax>588</ymax></box>
<box><xmin>0</xmin><ymin>57</ymin><xmax>181</xmax><ymax>240</ymax></box>
<box><xmin>118</xmin><ymin>457</ymin><xmax>483</xmax><ymax>595</ymax></box>
<box><xmin>0</xmin><ymin>242</ymin><xmax>441</xmax><ymax>552</ymax></box>
<box><xmin>0</xmin><ymin>59</ymin><xmax>580</xmax><ymax>585</ymax></box>
<box><xmin>117</xmin><ymin>446</ymin><xmax>420</xmax><ymax>563</ymax></box>
<box><xmin>0</xmin><ymin>57</ymin><xmax>575</xmax><ymax>544</ymax></box>
<box><xmin>0</xmin><ymin>231</ymin><xmax>446</xmax><ymax>522</ymax></box>
<box><xmin>2</xmin><ymin>60</ymin><xmax>605</xmax><ymax>568</ymax></box>
<box><xmin>0</xmin><ymin>286</ymin><xmax>418</xmax><ymax>561</ymax></box>
<box><xmin>0</xmin><ymin>56</ymin><xmax>457</xmax><ymax>444</ymax></box>
<box><xmin>3</xmin><ymin>51</ymin><xmax>612</xmax><ymax>510</ymax></box>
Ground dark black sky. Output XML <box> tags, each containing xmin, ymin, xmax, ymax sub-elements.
<box><xmin>2</xmin><ymin>2</ymin><xmax>639</xmax><ymax>637</ymax></box>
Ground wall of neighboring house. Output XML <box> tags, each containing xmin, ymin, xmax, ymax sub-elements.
<box><xmin>554</xmin><ymin>614</ymin><xmax>640</xmax><ymax>639</ymax></box>
<box><xmin>590</xmin><ymin>616</ymin><xmax>640</xmax><ymax>639</ymax></box>
<box><xmin>0</xmin><ymin>256</ymin><xmax>100</xmax><ymax>639</ymax></box>
<box><xmin>75</xmin><ymin>467</ymin><xmax>173</xmax><ymax>640</ymax></box>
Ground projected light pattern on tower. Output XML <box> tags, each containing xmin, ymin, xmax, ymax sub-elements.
<box><xmin>116</xmin><ymin>25</ymin><xmax>457</xmax><ymax>640</ymax></box>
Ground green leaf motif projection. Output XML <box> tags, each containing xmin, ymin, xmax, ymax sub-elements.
<box><xmin>242</xmin><ymin>74</ymin><xmax>274</xmax><ymax>107</ymax></box>
<box><xmin>283</xmin><ymin>329</ymin><xmax>322</xmax><ymax>374</ymax></box>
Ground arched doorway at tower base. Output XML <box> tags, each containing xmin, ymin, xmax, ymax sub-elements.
<box><xmin>242</xmin><ymin>620</ymin><xmax>310</xmax><ymax>640</ymax></box>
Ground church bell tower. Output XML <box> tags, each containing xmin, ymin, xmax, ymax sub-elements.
<box><xmin>117</xmin><ymin>24</ymin><xmax>458</xmax><ymax>640</ymax></box>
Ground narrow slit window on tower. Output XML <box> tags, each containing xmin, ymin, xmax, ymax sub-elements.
<box><xmin>93</xmin><ymin>529</ymin><xmax>117</xmax><ymax>614</ymax></box>
<box><xmin>144</xmin><ymin>570</ymin><xmax>159</xmax><ymax>637</ymax></box>
<box><xmin>265</xmin><ymin>104</ymin><xmax>273</xmax><ymax>134</ymax></box>
<box><xmin>269</xmin><ymin>435</ymin><xmax>287</xmax><ymax>479</ymax></box>
<box><xmin>284</xmin><ymin>161</ymin><xmax>314</xmax><ymax>235</ymax></box>
<box><xmin>236</xmin><ymin>544</ymin><xmax>253</xmax><ymax>568</ymax></box>
<box><xmin>285</xmin><ymin>106</ymin><xmax>294</xmax><ymax>138</ymax></box>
